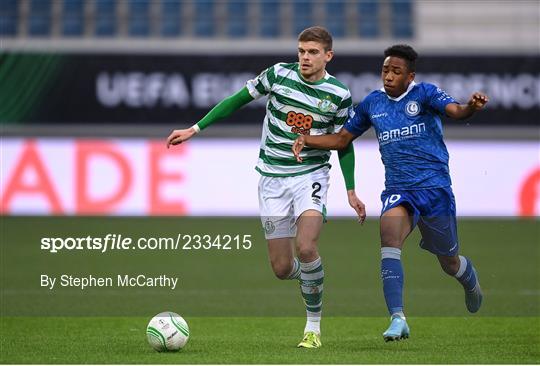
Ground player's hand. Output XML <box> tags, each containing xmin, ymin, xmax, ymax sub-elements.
<box><xmin>166</xmin><ymin>127</ymin><xmax>197</xmax><ymax>148</ymax></box>
<box><xmin>292</xmin><ymin>136</ymin><xmax>306</xmax><ymax>162</ymax></box>
<box><xmin>467</xmin><ymin>92</ymin><xmax>489</xmax><ymax>110</ymax></box>
<box><xmin>347</xmin><ymin>190</ymin><xmax>366</xmax><ymax>224</ymax></box>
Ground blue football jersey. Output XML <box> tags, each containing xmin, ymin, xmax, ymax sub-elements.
<box><xmin>344</xmin><ymin>82</ymin><xmax>457</xmax><ymax>189</ymax></box>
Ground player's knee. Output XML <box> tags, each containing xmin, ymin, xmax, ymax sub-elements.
<box><xmin>273</xmin><ymin>269</ymin><xmax>290</xmax><ymax>280</ymax></box>
<box><xmin>271</xmin><ymin>261</ymin><xmax>293</xmax><ymax>280</ymax></box>
<box><xmin>296</xmin><ymin>244</ymin><xmax>317</xmax><ymax>262</ymax></box>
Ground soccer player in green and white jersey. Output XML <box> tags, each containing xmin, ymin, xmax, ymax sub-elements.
<box><xmin>167</xmin><ymin>26</ymin><xmax>366</xmax><ymax>348</ymax></box>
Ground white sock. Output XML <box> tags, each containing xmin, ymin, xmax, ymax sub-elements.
<box><xmin>304</xmin><ymin>315</ymin><xmax>321</xmax><ymax>334</ymax></box>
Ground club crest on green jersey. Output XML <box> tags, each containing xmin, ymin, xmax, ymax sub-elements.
<box><xmin>318</xmin><ymin>96</ymin><xmax>333</xmax><ymax>113</ymax></box>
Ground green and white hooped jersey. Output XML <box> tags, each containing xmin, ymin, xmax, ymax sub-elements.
<box><xmin>246</xmin><ymin>62</ymin><xmax>352</xmax><ymax>177</ymax></box>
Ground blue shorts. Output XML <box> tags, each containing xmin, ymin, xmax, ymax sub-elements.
<box><xmin>380</xmin><ymin>186</ymin><xmax>459</xmax><ymax>257</ymax></box>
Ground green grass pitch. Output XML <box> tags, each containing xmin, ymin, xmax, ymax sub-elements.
<box><xmin>2</xmin><ymin>317</ymin><xmax>538</xmax><ymax>364</ymax></box>
<box><xmin>1</xmin><ymin>217</ymin><xmax>539</xmax><ymax>363</ymax></box>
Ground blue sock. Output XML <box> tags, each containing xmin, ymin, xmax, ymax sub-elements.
<box><xmin>381</xmin><ymin>247</ymin><xmax>404</xmax><ymax>316</ymax></box>
<box><xmin>455</xmin><ymin>255</ymin><xmax>478</xmax><ymax>291</ymax></box>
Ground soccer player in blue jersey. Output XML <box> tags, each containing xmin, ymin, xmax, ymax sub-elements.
<box><xmin>292</xmin><ymin>44</ymin><xmax>488</xmax><ymax>341</ymax></box>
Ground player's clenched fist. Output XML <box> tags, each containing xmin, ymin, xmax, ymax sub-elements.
<box><xmin>468</xmin><ymin>92</ymin><xmax>489</xmax><ymax>110</ymax></box>
<box><xmin>166</xmin><ymin>127</ymin><xmax>197</xmax><ymax>148</ymax></box>
<box><xmin>292</xmin><ymin>135</ymin><xmax>307</xmax><ymax>162</ymax></box>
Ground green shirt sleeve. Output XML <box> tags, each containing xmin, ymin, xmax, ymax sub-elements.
<box><xmin>338</xmin><ymin>143</ymin><xmax>355</xmax><ymax>190</ymax></box>
<box><xmin>196</xmin><ymin>87</ymin><xmax>254</xmax><ymax>130</ymax></box>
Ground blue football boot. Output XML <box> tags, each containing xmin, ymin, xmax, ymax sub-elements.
<box><xmin>465</xmin><ymin>266</ymin><xmax>483</xmax><ymax>313</ymax></box>
<box><xmin>383</xmin><ymin>315</ymin><xmax>410</xmax><ymax>342</ymax></box>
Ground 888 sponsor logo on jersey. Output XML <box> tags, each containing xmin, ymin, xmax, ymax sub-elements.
<box><xmin>286</xmin><ymin>111</ymin><xmax>313</xmax><ymax>135</ymax></box>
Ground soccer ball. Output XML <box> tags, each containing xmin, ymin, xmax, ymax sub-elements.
<box><xmin>146</xmin><ymin>312</ymin><xmax>190</xmax><ymax>352</ymax></box>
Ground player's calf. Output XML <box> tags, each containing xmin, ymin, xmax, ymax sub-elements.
<box><xmin>299</xmin><ymin>257</ymin><xmax>324</xmax><ymax>335</ymax></box>
<box><xmin>437</xmin><ymin>255</ymin><xmax>461</xmax><ymax>276</ymax></box>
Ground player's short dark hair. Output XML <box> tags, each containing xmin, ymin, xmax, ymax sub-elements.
<box><xmin>384</xmin><ymin>44</ymin><xmax>418</xmax><ymax>72</ymax></box>
<box><xmin>298</xmin><ymin>26</ymin><xmax>333</xmax><ymax>51</ymax></box>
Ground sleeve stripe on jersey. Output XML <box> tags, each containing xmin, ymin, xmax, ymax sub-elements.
<box><xmin>259</xmin><ymin>149</ymin><xmax>330</xmax><ymax>166</ymax></box>
<box><xmin>339</xmin><ymin>96</ymin><xmax>352</xmax><ymax>109</ymax></box>
<box><xmin>336</xmin><ymin>108</ymin><xmax>350</xmax><ymax>117</ymax></box>
<box><xmin>334</xmin><ymin>116</ymin><xmax>348</xmax><ymax>126</ymax></box>
<box><xmin>256</xmin><ymin>66</ymin><xmax>274</xmax><ymax>92</ymax></box>
<box><xmin>267</xmin><ymin>65</ymin><xmax>277</xmax><ymax>85</ymax></box>
<box><xmin>254</xmin><ymin>82</ymin><xmax>267</xmax><ymax>96</ymax></box>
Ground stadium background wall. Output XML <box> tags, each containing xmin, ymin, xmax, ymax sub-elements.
<box><xmin>1</xmin><ymin>138</ymin><xmax>538</xmax><ymax>217</ymax></box>
<box><xmin>0</xmin><ymin>53</ymin><xmax>538</xmax><ymax>125</ymax></box>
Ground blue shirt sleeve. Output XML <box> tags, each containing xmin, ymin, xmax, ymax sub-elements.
<box><xmin>344</xmin><ymin>101</ymin><xmax>371</xmax><ymax>137</ymax></box>
<box><xmin>422</xmin><ymin>83</ymin><xmax>458</xmax><ymax>115</ymax></box>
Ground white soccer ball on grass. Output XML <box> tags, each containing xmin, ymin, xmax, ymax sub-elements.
<box><xmin>146</xmin><ymin>311</ymin><xmax>189</xmax><ymax>352</ymax></box>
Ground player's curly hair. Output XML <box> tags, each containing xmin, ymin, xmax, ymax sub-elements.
<box><xmin>384</xmin><ymin>44</ymin><xmax>418</xmax><ymax>72</ymax></box>
<box><xmin>298</xmin><ymin>26</ymin><xmax>333</xmax><ymax>52</ymax></box>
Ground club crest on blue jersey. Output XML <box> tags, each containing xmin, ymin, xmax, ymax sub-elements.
<box><xmin>405</xmin><ymin>101</ymin><xmax>420</xmax><ymax>116</ymax></box>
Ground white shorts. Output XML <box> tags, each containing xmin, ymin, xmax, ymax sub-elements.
<box><xmin>258</xmin><ymin>167</ymin><xmax>330</xmax><ymax>239</ymax></box>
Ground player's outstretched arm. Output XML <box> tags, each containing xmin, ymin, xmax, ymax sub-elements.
<box><xmin>292</xmin><ymin>128</ymin><xmax>355</xmax><ymax>162</ymax></box>
<box><xmin>445</xmin><ymin>92</ymin><xmax>489</xmax><ymax>120</ymax></box>
<box><xmin>166</xmin><ymin>87</ymin><xmax>254</xmax><ymax>148</ymax></box>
